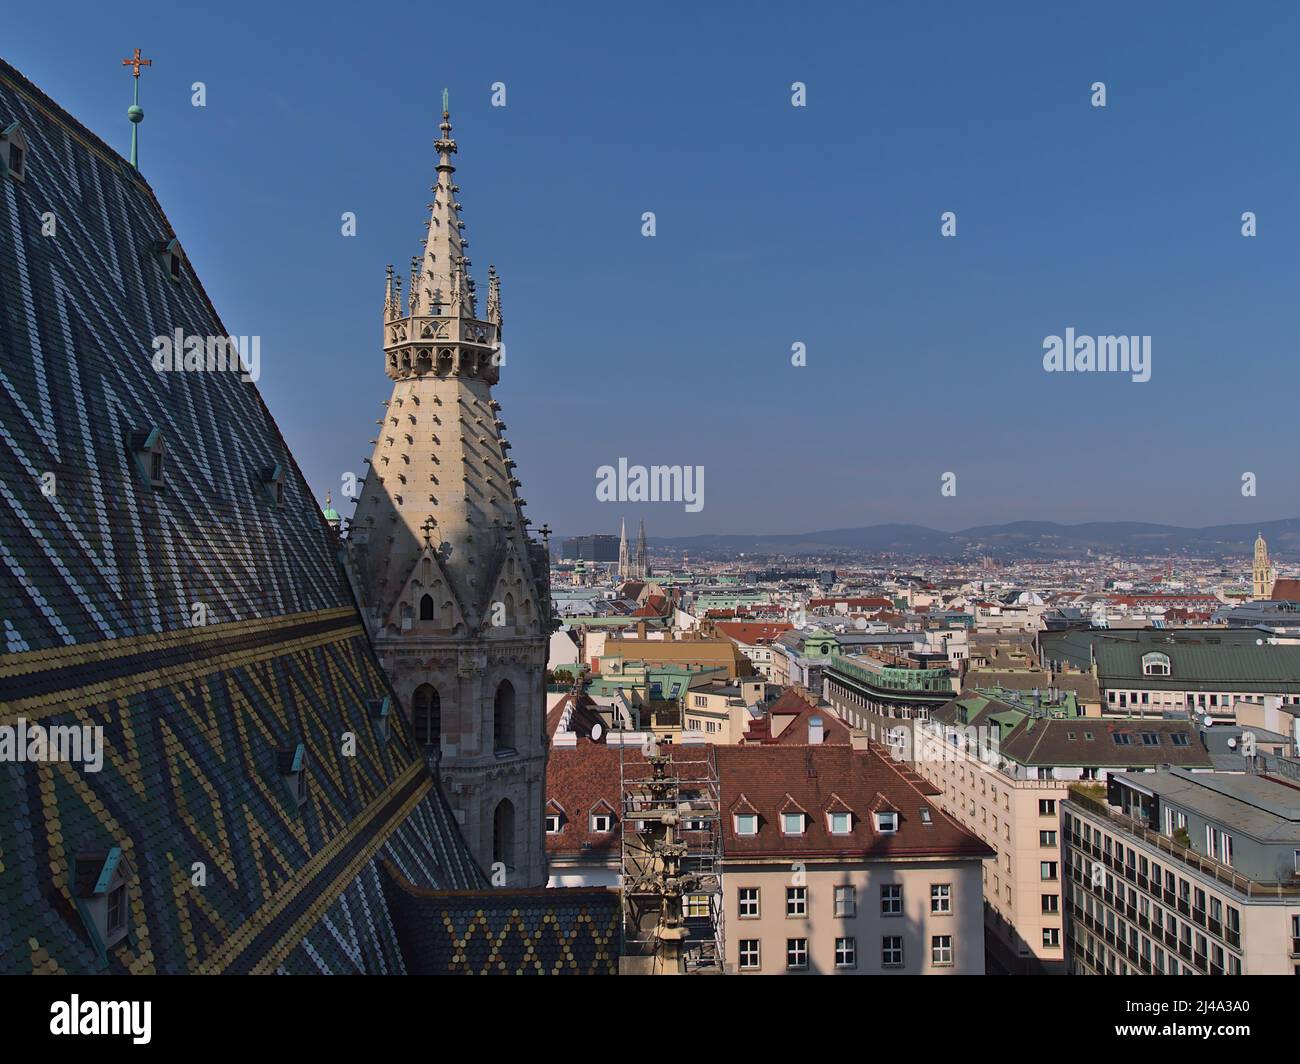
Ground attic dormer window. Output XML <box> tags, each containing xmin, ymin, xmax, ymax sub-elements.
<box><xmin>781</xmin><ymin>812</ymin><xmax>805</xmax><ymax>836</ymax></box>
<box><xmin>152</xmin><ymin>237</ymin><xmax>184</xmax><ymax>282</ymax></box>
<box><xmin>277</xmin><ymin>743</ymin><xmax>307</xmax><ymax>808</ymax></box>
<box><xmin>874</xmin><ymin>811</ymin><xmax>899</xmax><ymax>834</ymax></box>
<box><xmin>1141</xmin><ymin>652</ymin><xmax>1171</xmax><ymax>677</ymax></box>
<box><xmin>828</xmin><ymin>811</ymin><xmax>852</xmax><ymax>835</ymax></box>
<box><xmin>1</xmin><ymin>122</ymin><xmax>27</xmax><ymax>183</ymax></box>
<box><xmin>128</xmin><ymin>428</ymin><xmax>165</xmax><ymax>488</ymax></box>
<box><xmin>71</xmin><ymin>848</ymin><xmax>135</xmax><ymax>962</ymax></box>
<box><xmin>369</xmin><ymin>696</ymin><xmax>391</xmax><ymax>742</ymax></box>
<box><xmin>734</xmin><ymin>813</ymin><xmax>758</xmax><ymax>836</ymax></box>
<box><xmin>259</xmin><ymin>464</ymin><xmax>285</xmax><ymax>508</ymax></box>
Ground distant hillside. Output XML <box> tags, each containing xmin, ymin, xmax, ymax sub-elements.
<box><xmin>617</xmin><ymin>518</ymin><xmax>1300</xmax><ymax>560</ymax></box>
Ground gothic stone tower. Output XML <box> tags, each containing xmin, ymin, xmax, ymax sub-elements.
<box><xmin>1253</xmin><ymin>531</ymin><xmax>1275</xmax><ymax>600</ymax></box>
<box><xmin>348</xmin><ymin>101</ymin><xmax>550</xmax><ymax>886</ymax></box>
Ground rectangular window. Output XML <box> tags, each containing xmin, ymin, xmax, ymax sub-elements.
<box><xmin>875</xmin><ymin>811</ymin><xmax>898</xmax><ymax>833</ymax></box>
<box><xmin>738</xmin><ymin>939</ymin><xmax>760</xmax><ymax>970</ymax></box>
<box><xmin>882</xmin><ymin>936</ymin><xmax>903</xmax><ymax>968</ymax></box>
<box><xmin>786</xmin><ymin>886</ymin><xmax>807</xmax><ymax>917</ymax></box>
<box><xmin>786</xmin><ymin>938</ymin><xmax>808</xmax><ymax>970</ymax></box>
<box><xmin>880</xmin><ymin>883</ymin><xmax>902</xmax><ymax>915</ymax></box>
<box><xmin>734</xmin><ymin>814</ymin><xmax>758</xmax><ymax>836</ymax></box>
<box><xmin>931</xmin><ymin>934</ymin><xmax>953</xmax><ymax>966</ymax></box>
<box><xmin>828</xmin><ymin>811</ymin><xmax>852</xmax><ymax>835</ymax></box>
<box><xmin>781</xmin><ymin>812</ymin><xmax>805</xmax><ymax>835</ymax></box>
<box><xmin>106</xmin><ymin>885</ymin><xmax>126</xmax><ymax>937</ymax></box>
<box><xmin>1042</xmin><ymin>893</ymin><xmax>1060</xmax><ymax>913</ymax></box>
<box><xmin>834</xmin><ymin>884</ymin><xmax>856</xmax><ymax>918</ymax></box>
<box><xmin>1039</xmin><ymin>799</ymin><xmax>1056</xmax><ymax>816</ymax></box>
<box><xmin>835</xmin><ymin>936</ymin><xmax>857</xmax><ymax>969</ymax></box>
<box><xmin>738</xmin><ymin>887</ymin><xmax>760</xmax><ymax>919</ymax></box>
<box><xmin>1040</xmin><ymin>830</ymin><xmax>1057</xmax><ymax>846</ymax></box>
<box><xmin>590</xmin><ymin>814</ymin><xmax>612</xmax><ymax>833</ymax></box>
<box><xmin>1041</xmin><ymin>861</ymin><xmax>1058</xmax><ymax>881</ymax></box>
<box><xmin>930</xmin><ymin>883</ymin><xmax>952</xmax><ymax>914</ymax></box>
<box><xmin>545</xmin><ymin>814</ymin><xmax>561</xmax><ymax>834</ymax></box>
<box><xmin>1042</xmin><ymin>927</ymin><xmax>1061</xmax><ymax>948</ymax></box>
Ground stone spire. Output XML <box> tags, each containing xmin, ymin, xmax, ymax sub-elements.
<box><xmin>635</xmin><ymin>519</ymin><xmax>648</xmax><ymax>579</ymax></box>
<box><xmin>618</xmin><ymin>518</ymin><xmax>629</xmax><ymax>581</ymax></box>
<box><xmin>418</xmin><ymin>92</ymin><xmax>467</xmax><ymax>318</ymax></box>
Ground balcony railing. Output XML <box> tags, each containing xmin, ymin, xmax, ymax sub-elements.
<box><xmin>1067</xmin><ymin>789</ymin><xmax>1300</xmax><ymax>899</ymax></box>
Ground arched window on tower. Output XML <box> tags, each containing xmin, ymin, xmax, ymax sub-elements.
<box><xmin>494</xmin><ymin>679</ymin><xmax>516</xmax><ymax>753</ymax></box>
<box><xmin>419</xmin><ymin>594</ymin><xmax>435</xmax><ymax>621</ymax></box>
<box><xmin>412</xmin><ymin>685</ymin><xmax>441</xmax><ymax>749</ymax></box>
<box><xmin>493</xmin><ymin>799</ymin><xmax>516</xmax><ymax>873</ymax></box>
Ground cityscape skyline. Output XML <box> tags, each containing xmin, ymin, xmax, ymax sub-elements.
<box><xmin>7</xmin><ymin>2</ymin><xmax>1300</xmax><ymax>535</ymax></box>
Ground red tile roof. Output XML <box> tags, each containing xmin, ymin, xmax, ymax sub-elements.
<box><xmin>716</xmin><ymin>745</ymin><xmax>992</xmax><ymax>861</ymax></box>
<box><xmin>713</xmin><ymin>621</ymin><xmax>794</xmax><ymax>645</ymax></box>
<box><xmin>1273</xmin><ymin>579</ymin><xmax>1300</xmax><ymax>601</ymax></box>
<box><xmin>545</xmin><ymin>740</ymin><xmax>644</xmax><ymax>858</ymax></box>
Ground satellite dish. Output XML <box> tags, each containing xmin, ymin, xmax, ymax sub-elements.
<box><xmin>1202</xmin><ymin>714</ymin><xmax>1214</xmax><ymax>728</ymax></box>
<box><xmin>1227</xmin><ymin>737</ymin><xmax>1238</xmax><ymax>749</ymax></box>
<box><xmin>1257</xmin><ymin>638</ymin><xmax>1264</xmax><ymax>646</ymax></box>
<box><xmin>591</xmin><ymin>722</ymin><xmax>604</xmax><ymax>742</ymax></box>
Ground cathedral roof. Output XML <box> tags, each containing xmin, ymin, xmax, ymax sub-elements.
<box><xmin>0</xmin><ymin>59</ymin><xmax>586</xmax><ymax>974</ymax></box>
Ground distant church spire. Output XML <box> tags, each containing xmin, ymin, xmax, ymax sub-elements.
<box><xmin>1253</xmin><ymin>531</ymin><xmax>1275</xmax><ymax>599</ymax></box>
<box><xmin>618</xmin><ymin>518</ymin><xmax>630</xmax><ymax>581</ymax></box>
<box><xmin>635</xmin><ymin>518</ymin><xmax>648</xmax><ymax>580</ymax></box>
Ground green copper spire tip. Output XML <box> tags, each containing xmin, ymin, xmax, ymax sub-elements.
<box><xmin>442</xmin><ymin>87</ymin><xmax>449</xmax><ymax>115</ymax></box>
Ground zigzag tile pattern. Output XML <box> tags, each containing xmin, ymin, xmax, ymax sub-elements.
<box><xmin>0</xmin><ymin>58</ymin><xmax>510</xmax><ymax>975</ymax></box>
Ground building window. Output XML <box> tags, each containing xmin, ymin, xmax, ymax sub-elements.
<box><xmin>259</xmin><ymin>464</ymin><xmax>285</xmax><ymax>508</ymax></box>
<box><xmin>834</xmin><ymin>885</ymin><xmax>856</xmax><ymax>918</ymax></box>
<box><xmin>1040</xmin><ymin>830</ymin><xmax>1057</xmax><ymax>847</ymax></box>
<box><xmin>419</xmin><ymin>594</ymin><xmax>435</xmax><ymax>621</ymax></box>
<box><xmin>1042</xmin><ymin>893</ymin><xmax>1059</xmax><ymax>913</ymax></box>
<box><xmin>738</xmin><ymin>887</ymin><xmax>760</xmax><ymax>918</ymax></box>
<box><xmin>786</xmin><ymin>938</ymin><xmax>809</xmax><ymax>970</ymax></box>
<box><xmin>874</xmin><ymin>811</ymin><xmax>898</xmax><ymax>834</ymax></box>
<box><xmin>931</xmin><ymin>934</ymin><xmax>953</xmax><ymax>966</ymax></box>
<box><xmin>106</xmin><ymin>884</ymin><xmax>127</xmax><ymax>939</ymax></box>
<box><xmin>1042</xmin><ymin>927</ymin><xmax>1061</xmax><ymax>948</ymax></box>
<box><xmin>590</xmin><ymin>812</ymin><xmax>612</xmax><ymax>833</ymax></box>
<box><xmin>1040</xmin><ymin>861</ymin><xmax>1058</xmax><ymax>881</ymax></box>
<box><xmin>882</xmin><ymin>936</ymin><xmax>904</xmax><ymax>968</ymax></box>
<box><xmin>881</xmin><ymin>883</ymin><xmax>902</xmax><ymax>915</ymax></box>
<box><xmin>1141</xmin><ymin>652</ymin><xmax>1171</xmax><ymax>676</ymax></box>
<box><xmin>684</xmin><ymin>895</ymin><xmax>710</xmax><ymax>918</ymax></box>
<box><xmin>738</xmin><ymin>939</ymin><xmax>760</xmax><ymax>970</ymax></box>
<box><xmin>492</xmin><ymin>799</ymin><xmax>515</xmax><ymax>872</ymax></box>
<box><xmin>781</xmin><ymin>812</ymin><xmax>805</xmax><ymax>836</ymax></box>
<box><xmin>1039</xmin><ymin>799</ymin><xmax>1056</xmax><ymax>816</ymax></box>
<box><xmin>930</xmin><ymin>884</ymin><xmax>952</xmax><ymax>914</ymax></box>
<box><xmin>835</xmin><ymin>937</ymin><xmax>857</xmax><ymax>969</ymax></box>
<box><xmin>412</xmin><ymin>684</ymin><xmax>441</xmax><ymax>748</ymax></box>
<box><xmin>128</xmin><ymin>428</ymin><xmax>165</xmax><ymax>489</ymax></box>
<box><xmin>545</xmin><ymin>814</ymin><xmax>561</xmax><ymax>834</ymax></box>
<box><xmin>734</xmin><ymin>814</ymin><xmax>758</xmax><ymax>836</ymax></box>
<box><xmin>786</xmin><ymin>886</ymin><xmax>807</xmax><ymax>917</ymax></box>
<box><xmin>828</xmin><ymin>811</ymin><xmax>852</xmax><ymax>835</ymax></box>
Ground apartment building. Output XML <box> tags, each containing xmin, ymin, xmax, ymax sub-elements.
<box><xmin>544</xmin><ymin>731</ymin><xmax>993</xmax><ymax>972</ymax></box>
<box><xmin>1063</xmin><ymin>766</ymin><xmax>1300</xmax><ymax>974</ymax></box>
<box><xmin>1039</xmin><ymin>628</ymin><xmax>1300</xmax><ymax>720</ymax></box>
<box><xmin>916</xmin><ymin>690</ymin><xmax>1212</xmax><ymax>973</ymax></box>
<box><xmin>719</xmin><ymin>742</ymin><xmax>992</xmax><ymax>975</ymax></box>
<box><xmin>683</xmin><ymin>677</ymin><xmax>770</xmax><ymax>742</ymax></box>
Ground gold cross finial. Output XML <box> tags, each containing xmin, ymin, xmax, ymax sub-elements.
<box><xmin>122</xmin><ymin>48</ymin><xmax>152</xmax><ymax>78</ymax></box>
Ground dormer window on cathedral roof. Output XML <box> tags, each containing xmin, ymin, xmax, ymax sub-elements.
<box><xmin>259</xmin><ymin>464</ymin><xmax>285</xmax><ymax>508</ymax></box>
<box><xmin>277</xmin><ymin>743</ymin><xmax>308</xmax><ymax>808</ymax></box>
<box><xmin>151</xmin><ymin>237</ymin><xmax>184</xmax><ymax>282</ymax></box>
<box><xmin>71</xmin><ymin>847</ymin><xmax>135</xmax><ymax>964</ymax></box>
<box><xmin>128</xmin><ymin>428</ymin><xmax>165</xmax><ymax>489</ymax></box>
<box><xmin>2</xmin><ymin>121</ymin><xmax>27</xmax><ymax>183</ymax></box>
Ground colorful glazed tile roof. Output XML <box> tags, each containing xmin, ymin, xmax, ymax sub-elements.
<box><xmin>0</xmin><ymin>57</ymin><xmax>611</xmax><ymax>975</ymax></box>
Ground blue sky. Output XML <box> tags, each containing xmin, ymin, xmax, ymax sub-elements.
<box><xmin>9</xmin><ymin>1</ymin><xmax>1300</xmax><ymax>536</ymax></box>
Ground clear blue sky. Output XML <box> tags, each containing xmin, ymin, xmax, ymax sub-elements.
<box><xmin>9</xmin><ymin>1</ymin><xmax>1300</xmax><ymax>537</ymax></box>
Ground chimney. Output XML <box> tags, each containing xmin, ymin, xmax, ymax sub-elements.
<box><xmin>808</xmin><ymin>716</ymin><xmax>824</xmax><ymax>745</ymax></box>
<box><xmin>850</xmin><ymin>729</ymin><xmax>870</xmax><ymax>751</ymax></box>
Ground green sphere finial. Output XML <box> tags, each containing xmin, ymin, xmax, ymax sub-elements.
<box><xmin>128</xmin><ymin>105</ymin><xmax>144</xmax><ymax>124</ymax></box>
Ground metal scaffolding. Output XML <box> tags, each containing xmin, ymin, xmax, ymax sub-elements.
<box><xmin>618</xmin><ymin>737</ymin><xmax>724</xmax><ymax>974</ymax></box>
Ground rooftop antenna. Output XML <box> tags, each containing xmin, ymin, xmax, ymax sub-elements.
<box><xmin>121</xmin><ymin>47</ymin><xmax>152</xmax><ymax>170</ymax></box>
